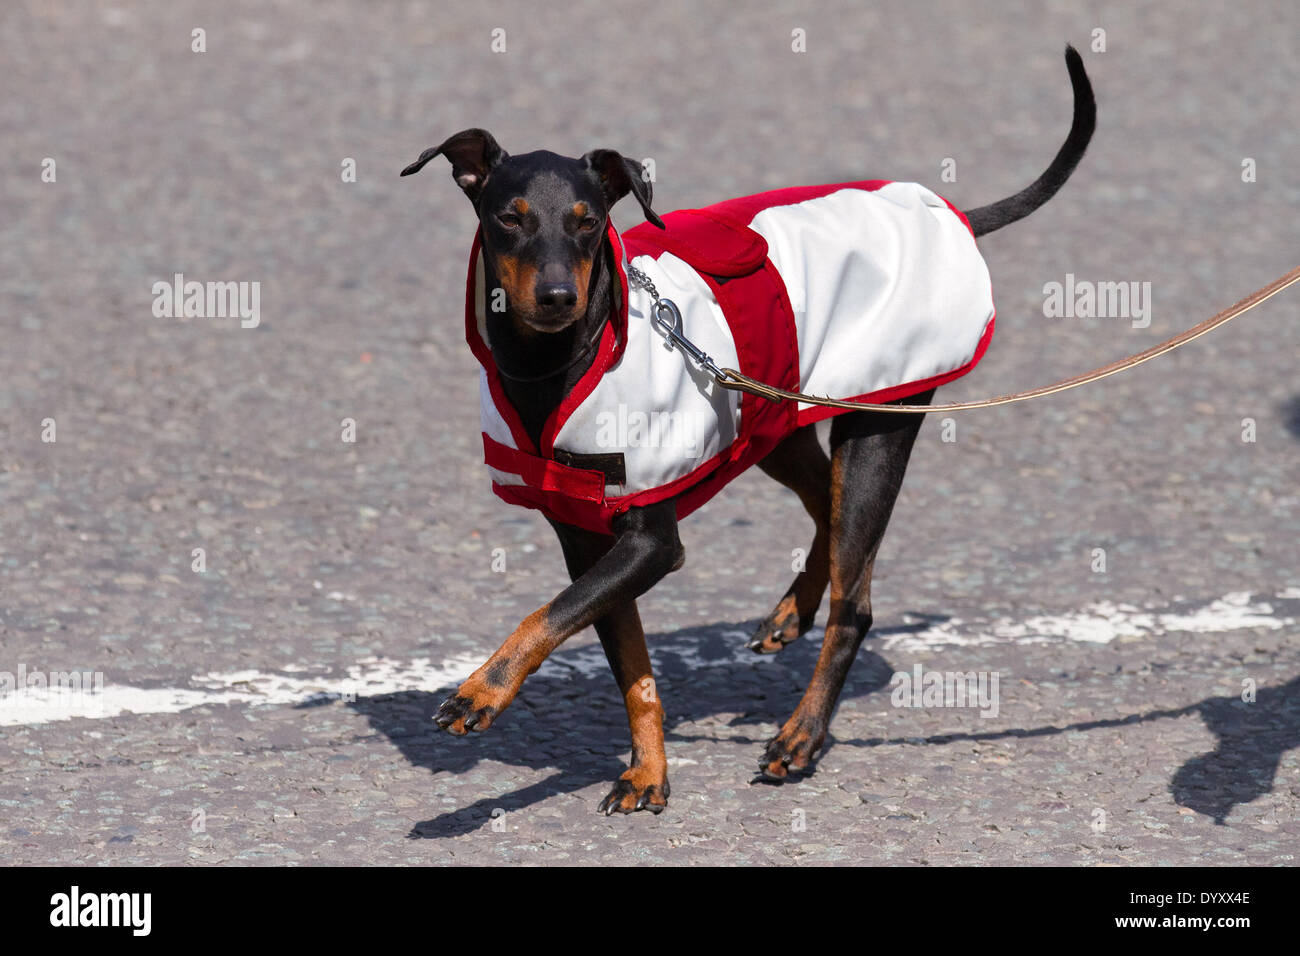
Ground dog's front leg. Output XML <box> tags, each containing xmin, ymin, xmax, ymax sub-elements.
<box><xmin>590</xmin><ymin>602</ymin><xmax>669</xmax><ymax>814</ymax></box>
<box><xmin>548</xmin><ymin>516</ymin><xmax>675</xmax><ymax>814</ymax></box>
<box><xmin>434</xmin><ymin>501</ymin><xmax>684</xmax><ymax>749</ymax></box>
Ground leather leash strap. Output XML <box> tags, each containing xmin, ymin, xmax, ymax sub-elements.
<box><xmin>712</xmin><ymin>265</ymin><xmax>1300</xmax><ymax>413</ymax></box>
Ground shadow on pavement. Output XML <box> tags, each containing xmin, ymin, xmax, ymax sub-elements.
<box><xmin>340</xmin><ymin>618</ymin><xmax>889</xmax><ymax>838</ymax></box>
<box><xmin>337</xmin><ymin>620</ymin><xmax>1299</xmax><ymax>835</ymax></box>
<box><xmin>824</xmin><ymin>676</ymin><xmax>1300</xmax><ymax>827</ymax></box>
<box><xmin>1170</xmin><ymin>676</ymin><xmax>1300</xmax><ymax>824</ymax></box>
<box><xmin>1282</xmin><ymin>394</ymin><xmax>1300</xmax><ymax>439</ymax></box>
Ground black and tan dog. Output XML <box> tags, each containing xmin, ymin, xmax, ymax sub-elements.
<box><xmin>402</xmin><ymin>48</ymin><xmax>1095</xmax><ymax>814</ymax></box>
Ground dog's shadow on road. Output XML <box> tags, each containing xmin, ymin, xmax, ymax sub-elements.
<box><xmin>1169</xmin><ymin>677</ymin><xmax>1300</xmax><ymax>823</ymax></box>
<box><xmin>833</xmin><ymin>673</ymin><xmax>1300</xmax><ymax>827</ymax></box>
<box><xmin>338</xmin><ymin>621</ymin><xmax>1300</xmax><ymax>837</ymax></box>
<box><xmin>342</xmin><ymin>619</ymin><xmax>886</xmax><ymax>838</ymax></box>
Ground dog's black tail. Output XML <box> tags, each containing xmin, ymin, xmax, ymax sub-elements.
<box><xmin>963</xmin><ymin>45</ymin><xmax>1096</xmax><ymax>238</ymax></box>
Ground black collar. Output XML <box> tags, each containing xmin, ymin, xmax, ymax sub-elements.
<box><xmin>491</xmin><ymin>312</ymin><xmax>611</xmax><ymax>382</ymax></box>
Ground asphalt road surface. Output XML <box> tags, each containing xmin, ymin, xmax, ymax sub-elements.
<box><xmin>1</xmin><ymin>1</ymin><xmax>1297</xmax><ymax>865</ymax></box>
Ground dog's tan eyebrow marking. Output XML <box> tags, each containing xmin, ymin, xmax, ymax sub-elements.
<box><xmin>572</xmin><ymin>202</ymin><xmax>588</xmax><ymax>218</ymax></box>
<box><xmin>512</xmin><ymin>198</ymin><xmax>530</xmax><ymax>215</ymax></box>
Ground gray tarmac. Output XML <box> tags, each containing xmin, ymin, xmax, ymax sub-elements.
<box><xmin>1</xmin><ymin>0</ymin><xmax>1297</xmax><ymax>865</ymax></box>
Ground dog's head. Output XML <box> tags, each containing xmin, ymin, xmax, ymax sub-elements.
<box><xmin>402</xmin><ymin>128</ymin><xmax>663</xmax><ymax>333</ymax></box>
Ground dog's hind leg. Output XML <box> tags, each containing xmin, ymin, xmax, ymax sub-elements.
<box><xmin>749</xmin><ymin>425</ymin><xmax>833</xmax><ymax>653</ymax></box>
<box><xmin>759</xmin><ymin>392</ymin><xmax>932</xmax><ymax>779</ymax></box>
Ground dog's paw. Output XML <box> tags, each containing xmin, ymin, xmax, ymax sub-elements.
<box><xmin>746</xmin><ymin>595</ymin><xmax>813</xmax><ymax>654</ymax></box>
<box><xmin>433</xmin><ymin>674</ymin><xmax>513</xmax><ymax>736</ymax></box>
<box><xmin>597</xmin><ymin>767</ymin><xmax>670</xmax><ymax>815</ymax></box>
<box><xmin>758</xmin><ymin>713</ymin><xmax>826</xmax><ymax>781</ymax></box>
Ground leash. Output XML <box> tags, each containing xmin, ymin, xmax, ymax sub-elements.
<box><xmin>627</xmin><ymin>263</ymin><xmax>1300</xmax><ymax>413</ymax></box>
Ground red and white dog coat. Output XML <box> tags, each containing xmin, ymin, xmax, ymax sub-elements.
<box><xmin>465</xmin><ymin>180</ymin><xmax>996</xmax><ymax>534</ymax></box>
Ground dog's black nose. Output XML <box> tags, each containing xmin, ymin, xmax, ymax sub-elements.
<box><xmin>536</xmin><ymin>283</ymin><xmax>578</xmax><ymax>311</ymax></box>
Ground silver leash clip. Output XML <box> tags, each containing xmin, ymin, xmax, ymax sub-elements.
<box><xmin>627</xmin><ymin>263</ymin><xmax>726</xmax><ymax>382</ymax></box>
<box><xmin>649</xmin><ymin>296</ymin><xmax>725</xmax><ymax>381</ymax></box>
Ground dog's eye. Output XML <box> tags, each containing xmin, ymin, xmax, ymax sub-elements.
<box><xmin>579</xmin><ymin>217</ymin><xmax>599</xmax><ymax>231</ymax></box>
<box><xmin>497</xmin><ymin>213</ymin><xmax>521</xmax><ymax>228</ymax></box>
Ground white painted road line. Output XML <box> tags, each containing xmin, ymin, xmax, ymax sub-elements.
<box><xmin>0</xmin><ymin>590</ymin><xmax>1293</xmax><ymax>727</ymax></box>
<box><xmin>878</xmin><ymin>590</ymin><xmax>1294</xmax><ymax>653</ymax></box>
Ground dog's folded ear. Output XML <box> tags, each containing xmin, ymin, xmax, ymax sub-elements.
<box><xmin>582</xmin><ymin>149</ymin><xmax>665</xmax><ymax>229</ymax></box>
<box><xmin>401</xmin><ymin>128</ymin><xmax>508</xmax><ymax>203</ymax></box>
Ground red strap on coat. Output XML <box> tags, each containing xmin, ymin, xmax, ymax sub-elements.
<box><xmin>481</xmin><ymin>434</ymin><xmax>607</xmax><ymax>502</ymax></box>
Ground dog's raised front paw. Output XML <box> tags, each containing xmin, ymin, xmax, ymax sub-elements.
<box><xmin>746</xmin><ymin>594</ymin><xmax>814</xmax><ymax>654</ymax></box>
<box><xmin>597</xmin><ymin>767</ymin><xmax>670</xmax><ymax>815</ymax></box>
<box><xmin>433</xmin><ymin>673</ymin><xmax>513</xmax><ymax>736</ymax></box>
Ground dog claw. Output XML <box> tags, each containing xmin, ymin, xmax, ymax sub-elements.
<box><xmin>432</xmin><ymin>700</ymin><xmax>460</xmax><ymax>731</ymax></box>
<box><xmin>747</xmin><ymin>627</ymin><xmax>793</xmax><ymax>655</ymax></box>
<box><xmin>598</xmin><ymin>774</ymin><xmax>669</xmax><ymax>815</ymax></box>
<box><xmin>432</xmin><ymin>694</ymin><xmax>496</xmax><ymax>735</ymax></box>
<box><xmin>758</xmin><ymin>753</ymin><xmax>793</xmax><ymax>780</ymax></box>
<box><xmin>759</xmin><ymin>717</ymin><xmax>824</xmax><ymax>780</ymax></box>
<box><xmin>748</xmin><ymin>604</ymin><xmax>815</xmax><ymax>654</ymax></box>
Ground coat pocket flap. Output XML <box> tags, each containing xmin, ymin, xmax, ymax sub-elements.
<box><xmin>644</xmin><ymin>209</ymin><xmax>769</xmax><ymax>277</ymax></box>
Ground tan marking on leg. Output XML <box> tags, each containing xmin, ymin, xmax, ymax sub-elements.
<box><xmin>440</xmin><ymin>604</ymin><xmax>557</xmax><ymax>734</ymax></box>
<box><xmin>597</xmin><ymin>607</ymin><xmax>669</xmax><ymax>814</ymax></box>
